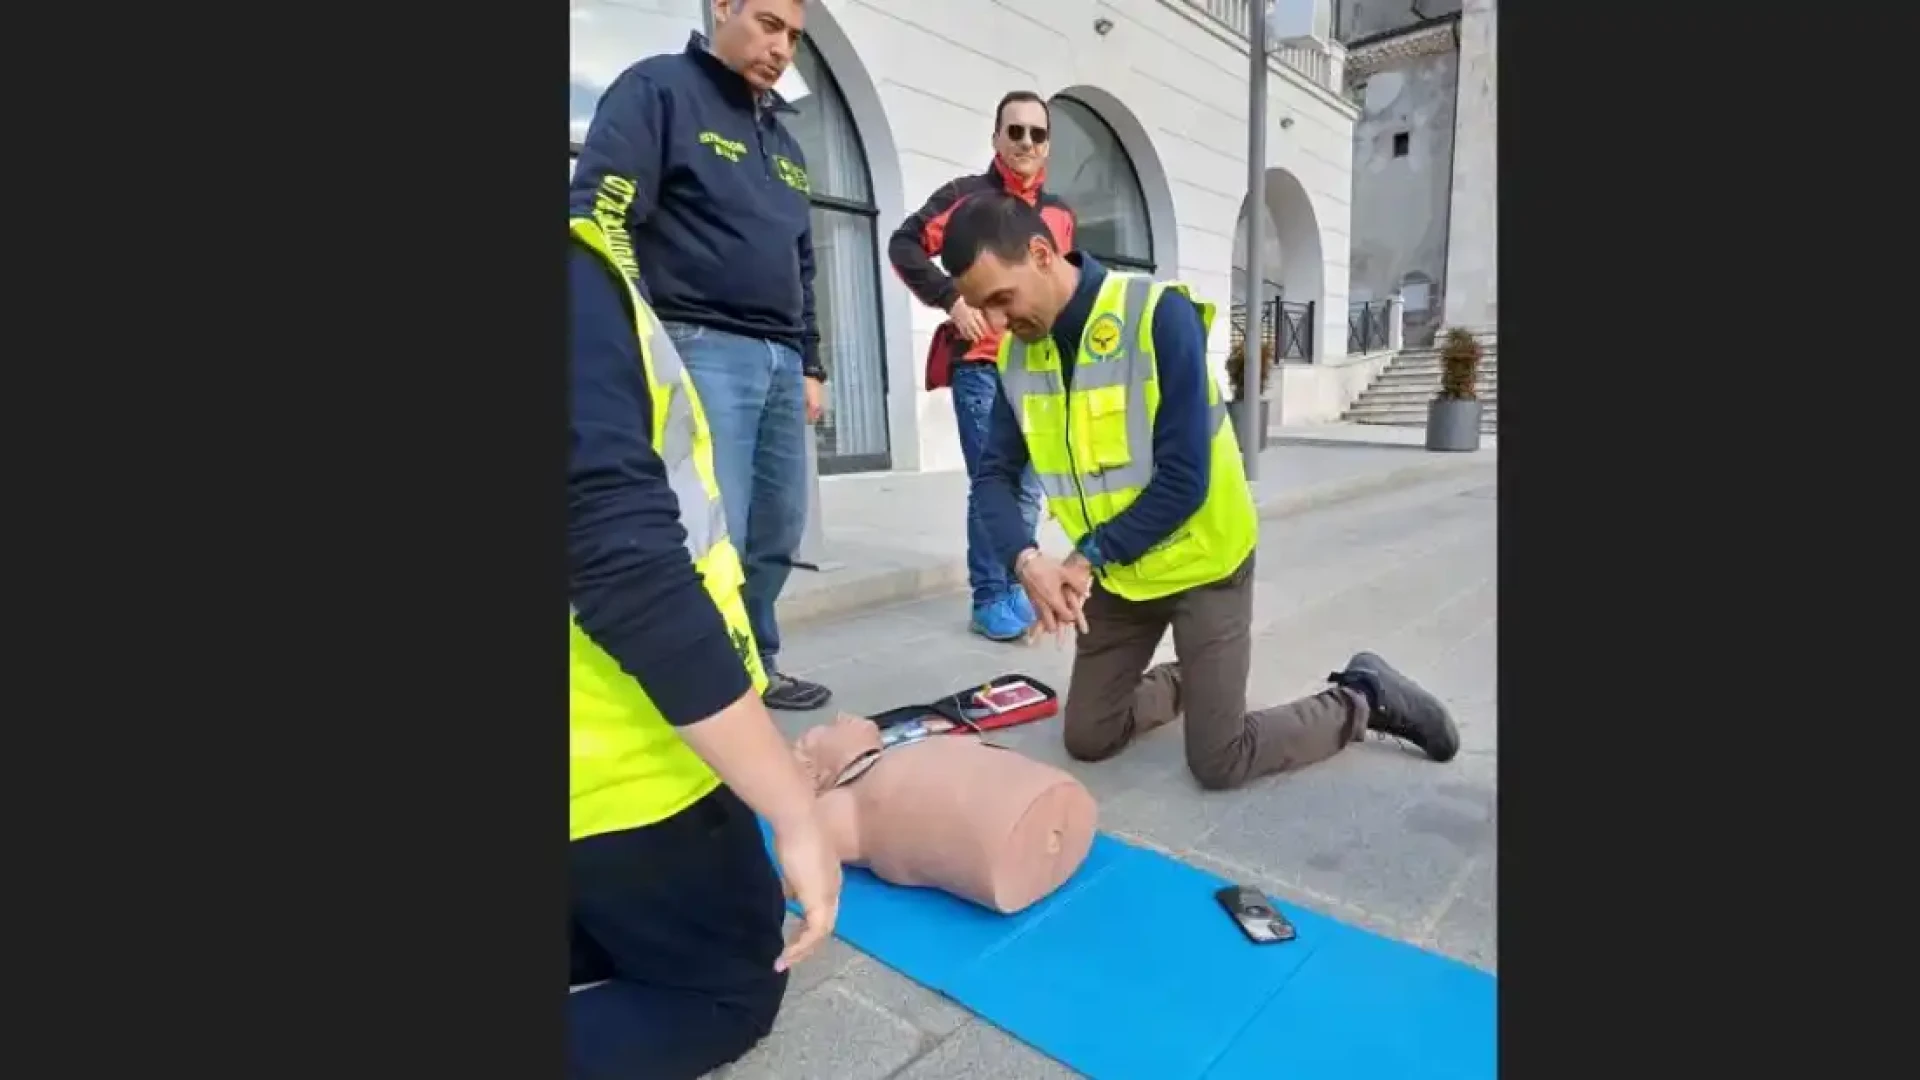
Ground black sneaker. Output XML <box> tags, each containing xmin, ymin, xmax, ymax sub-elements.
<box><xmin>763</xmin><ymin>672</ymin><xmax>833</xmax><ymax>712</ymax></box>
<box><xmin>1332</xmin><ymin>652</ymin><xmax>1459</xmax><ymax>762</ymax></box>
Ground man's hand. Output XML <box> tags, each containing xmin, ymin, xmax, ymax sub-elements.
<box><xmin>771</xmin><ymin>813</ymin><xmax>842</xmax><ymax>973</ymax></box>
<box><xmin>948</xmin><ymin>297</ymin><xmax>990</xmax><ymax>343</ymax></box>
<box><xmin>1015</xmin><ymin>549</ymin><xmax>1089</xmax><ymax>645</ymax></box>
<box><xmin>1062</xmin><ymin>551</ymin><xmax>1095</xmax><ymax>605</ymax></box>
<box><xmin>804</xmin><ymin>376</ymin><xmax>826</xmax><ymax>424</ymax></box>
<box><xmin>674</xmin><ymin>690</ymin><xmax>841</xmax><ymax>972</ymax></box>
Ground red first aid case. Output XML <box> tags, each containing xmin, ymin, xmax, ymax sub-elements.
<box><xmin>869</xmin><ymin>673</ymin><xmax>1060</xmax><ymax>736</ymax></box>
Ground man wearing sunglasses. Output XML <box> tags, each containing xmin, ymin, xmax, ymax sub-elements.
<box><xmin>889</xmin><ymin>91</ymin><xmax>1077</xmax><ymax>644</ymax></box>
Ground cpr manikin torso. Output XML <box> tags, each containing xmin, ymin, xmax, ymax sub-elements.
<box><xmin>794</xmin><ymin>714</ymin><xmax>1097</xmax><ymax>914</ymax></box>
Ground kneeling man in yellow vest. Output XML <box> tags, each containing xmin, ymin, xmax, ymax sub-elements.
<box><xmin>938</xmin><ymin>194</ymin><xmax>1461</xmax><ymax>792</ymax></box>
<box><xmin>568</xmin><ymin>217</ymin><xmax>841</xmax><ymax>1080</ymax></box>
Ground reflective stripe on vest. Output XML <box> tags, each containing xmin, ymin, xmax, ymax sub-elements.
<box><xmin>640</xmin><ymin>293</ymin><xmax>731</xmax><ymax>570</ymax></box>
<box><xmin>997</xmin><ymin>271</ymin><xmax>1256</xmax><ymax>602</ymax></box>
<box><xmin>568</xmin><ymin>217</ymin><xmax>766</xmax><ymax>842</ymax></box>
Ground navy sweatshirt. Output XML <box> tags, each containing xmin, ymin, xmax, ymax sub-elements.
<box><xmin>570</xmin><ymin>33</ymin><xmax>824</xmax><ymax>380</ymax></box>
<box><xmin>569</xmin><ymin>244</ymin><xmax>749</xmax><ymax>727</ymax></box>
<box><xmin>976</xmin><ymin>254</ymin><xmax>1213</xmax><ymax>572</ymax></box>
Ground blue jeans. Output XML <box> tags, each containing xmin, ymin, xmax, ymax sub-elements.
<box><xmin>665</xmin><ymin>322</ymin><xmax>808</xmax><ymax>673</ymax></box>
<box><xmin>950</xmin><ymin>362</ymin><xmax>1041</xmax><ymax>607</ymax></box>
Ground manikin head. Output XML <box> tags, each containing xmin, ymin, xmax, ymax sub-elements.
<box><xmin>711</xmin><ymin>0</ymin><xmax>805</xmax><ymax>94</ymax></box>
<box><xmin>991</xmin><ymin>92</ymin><xmax>1051</xmax><ymax>181</ymax></box>
<box><xmin>940</xmin><ymin>194</ymin><xmax>1076</xmax><ymax>343</ymax></box>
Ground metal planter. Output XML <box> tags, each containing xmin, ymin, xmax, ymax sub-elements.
<box><xmin>1425</xmin><ymin>398</ymin><xmax>1482</xmax><ymax>452</ymax></box>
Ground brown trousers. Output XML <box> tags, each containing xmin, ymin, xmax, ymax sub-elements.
<box><xmin>1064</xmin><ymin>555</ymin><xmax>1370</xmax><ymax>790</ymax></box>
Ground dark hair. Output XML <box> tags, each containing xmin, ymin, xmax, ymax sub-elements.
<box><xmin>993</xmin><ymin>90</ymin><xmax>1050</xmax><ymax>132</ymax></box>
<box><xmin>939</xmin><ymin>193</ymin><xmax>1057</xmax><ymax>279</ymax></box>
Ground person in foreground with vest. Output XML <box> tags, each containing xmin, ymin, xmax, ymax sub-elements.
<box><xmin>939</xmin><ymin>194</ymin><xmax>1461</xmax><ymax>792</ymax></box>
<box><xmin>888</xmin><ymin>89</ymin><xmax>1076</xmax><ymax>643</ymax></box>
<box><xmin>569</xmin><ymin>218</ymin><xmax>841</xmax><ymax>1080</ymax></box>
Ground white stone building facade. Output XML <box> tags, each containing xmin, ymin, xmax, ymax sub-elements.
<box><xmin>1339</xmin><ymin>0</ymin><xmax>1496</xmax><ymax>344</ymax></box>
<box><xmin>571</xmin><ymin>0</ymin><xmax>1360</xmax><ymax>475</ymax></box>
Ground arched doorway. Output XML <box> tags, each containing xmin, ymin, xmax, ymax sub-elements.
<box><xmin>567</xmin><ymin>1</ymin><xmax>892</xmax><ymax>473</ymax></box>
<box><xmin>778</xmin><ymin>38</ymin><xmax>890</xmax><ymax>473</ymax></box>
<box><xmin>1046</xmin><ymin>95</ymin><xmax>1157</xmax><ymax>272</ymax></box>
<box><xmin>1232</xmin><ymin>168</ymin><xmax>1327</xmax><ymax>363</ymax></box>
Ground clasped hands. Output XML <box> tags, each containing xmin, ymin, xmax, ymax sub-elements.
<box><xmin>1014</xmin><ymin>547</ymin><xmax>1094</xmax><ymax>646</ymax></box>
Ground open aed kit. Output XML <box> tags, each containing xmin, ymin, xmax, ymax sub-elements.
<box><xmin>869</xmin><ymin>674</ymin><xmax>1060</xmax><ymax>748</ymax></box>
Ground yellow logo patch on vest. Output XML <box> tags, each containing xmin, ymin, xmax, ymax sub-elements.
<box><xmin>1086</xmin><ymin>313</ymin><xmax>1125</xmax><ymax>360</ymax></box>
<box><xmin>773</xmin><ymin>155</ymin><xmax>811</xmax><ymax>194</ymax></box>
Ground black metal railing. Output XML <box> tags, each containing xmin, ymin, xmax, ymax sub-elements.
<box><xmin>1229</xmin><ymin>297</ymin><xmax>1316</xmax><ymax>363</ymax></box>
<box><xmin>1348</xmin><ymin>300</ymin><xmax>1391</xmax><ymax>354</ymax></box>
<box><xmin>1228</xmin><ymin>301</ymin><xmax>1271</xmax><ymax>356</ymax></box>
<box><xmin>1275</xmin><ymin>300</ymin><xmax>1314</xmax><ymax>360</ymax></box>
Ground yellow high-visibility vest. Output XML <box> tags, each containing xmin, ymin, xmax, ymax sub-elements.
<box><xmin>995</xmin><ymin>272</ymin><xmax>1258</xmax><ymax>601</ymax></box>
<box><xmin>568</xmin><ymin>216</ymin><xmax>768</xmax><ymax>842</ymax></box>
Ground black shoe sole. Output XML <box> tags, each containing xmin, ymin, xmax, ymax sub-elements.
<box><xmin>764</xmin><ymin>683</ymin><xmax>833</xmax><ymax>711</ymax></box>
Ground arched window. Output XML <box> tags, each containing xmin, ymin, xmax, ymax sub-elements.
<box><xmin>568</xmin><ymin>4</ymin><xmax>889</xmax><ymax>473</ymax></box>
<box><xmin>1046</xmin><ymin>95</ymin><xmax>1156</xmax><ymax>272</ymax></box>
<box><xmin>780</xmin><ymin>38</ymin><xmax>890</xmax><ymax>474</ymax></box>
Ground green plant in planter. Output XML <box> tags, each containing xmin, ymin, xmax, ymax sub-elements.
<box><xmin>1438</xmin><ymin>327</ymin><xmax>1481</xmax><ymax>401</ymax></box>
<box><xmin>1226</xmin><ymin>339</ymin><xmax>1277</xmax><ymax>401</ymax></box>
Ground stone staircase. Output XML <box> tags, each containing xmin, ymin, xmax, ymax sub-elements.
<box><xmin>1343</xmin><ymin>331</ymin><xmax>1498</xmax><ymax>433</ymax></box>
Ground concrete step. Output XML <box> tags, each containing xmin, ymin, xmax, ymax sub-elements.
<box><xmin>1370</xmin><ymin>369</ymin><xmax>1494</xmax><ymax>384</ymax></box>
<box><xmin>1381</xmin><ymin>354</ymin><xmax>1498</xmax><ymax>370</ymax></box>
<box><xmin>1347</xmin><ymin>405</ymin><xmax>1498</xmax><ymax>416</ymax></box>
<box><xmin>1345</xmin><ymin>413</ymin><xmax>1499</xmax><ymax>434</ymax></box>
<box><xmin>1347</xmin><ymin>420</ymin><xmax>1500</xmax><ymax>435</ymax></box>
<box><xmin>1349</xmin><ymin>394</ymin><xmax>1499</xmax><ymax>408</ymax></box>
<box><xmin>1382</xmin><ymin>361</ymin><xmax>1497</xmax><ymax>378</ymax></box>
<box><xmin>1369</xmin><ymin>371</ymin><xmax>1499</xmax><ymax>388</ymax></box>
<box><xmin>1390</xmin><ymin>343</ymin><xmax>1498</xmax><ymax>356</ymax></box>
<box><xmin>1354</xmin><ymin>387</ymin><xmax>1501</xmax><ymax>406</ymax></box>
<box><xmin>1344</xmin><ymin>335</ymin><xmax>1500</xmax><ymax>432</ymax></box>
<box><xmin>1390</xmin><ymin>338</ymin><xmax>1497</xmax><ymax>352</ymax></box>
<box><xmin>1345</xmin><ymin>403</ymin><xmax>1498</xmax><ymax>423</ymax></box>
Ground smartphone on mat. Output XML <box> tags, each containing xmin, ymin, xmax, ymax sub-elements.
<box><xmin>1215</xmin><ymin>885</ymin><xmax>1297</xmax><ymax>944</ymax></box>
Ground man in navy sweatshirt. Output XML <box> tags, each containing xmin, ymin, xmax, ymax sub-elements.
<box><xmin>569</xmin><ymin>0</ymin><xmax>831</xmax><ymax>711</ymax></box>
<box><xmin>944</xmin><ymin>194</ymin><xmax>1461</xmax><ymax>792</ymax></box>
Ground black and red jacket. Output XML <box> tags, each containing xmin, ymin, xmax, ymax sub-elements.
<box><xmin>888</xmin><ymin>157</ymin><xmax>1076</xmax><ymax>390</ymax></box>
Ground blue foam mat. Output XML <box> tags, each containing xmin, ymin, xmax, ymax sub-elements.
<box><xmin>766</xmin><ymin>826</ymin><xmax>1495</xmax><ymax>1079</ymax></box>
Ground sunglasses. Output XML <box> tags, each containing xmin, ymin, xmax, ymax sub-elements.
<box><xmin>1003</xmin><ymin>123</ymin><xmax>1049</xmax><ymax>145</ymax></box>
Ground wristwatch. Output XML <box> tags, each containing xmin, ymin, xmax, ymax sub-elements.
<box><xmin>1074</xmin><ymin>533</ymin><xmax>1108</xmax><ymax>572</ymax></box>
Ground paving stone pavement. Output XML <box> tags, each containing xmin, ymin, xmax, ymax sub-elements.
<box><xmin>779</xmin><ymin>423</ymin><xmax>1494</xmax><ymax>626</ymax></box>
<box><xmin>714</xmin><ymin>463</ymin><xmax>1498</xmax><ymax>1079</ymax></box>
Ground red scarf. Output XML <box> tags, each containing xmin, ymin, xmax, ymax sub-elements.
<box><xmin>993</xmin><ymin>154</ymin><xmax>1047</xmax><ymax>203</ymax></box>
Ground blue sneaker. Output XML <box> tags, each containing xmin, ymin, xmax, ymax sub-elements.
<box><xmin>1006</xmin><ymin>588</ymin><xmax>1037</xmax><ymax>628</ymax></box>
<box><xmin>970</xmin><ymin>597</ymin><xmax>1032</xmax><ymax>642</ymax></box>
